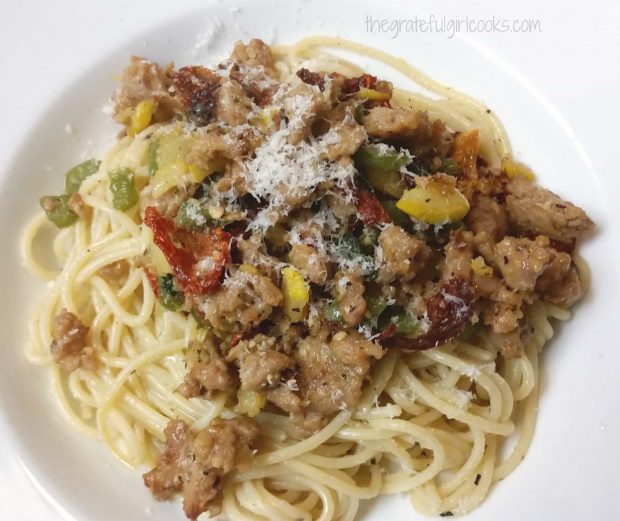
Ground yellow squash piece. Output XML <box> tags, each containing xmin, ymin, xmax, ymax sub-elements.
<box><xmin>151</xmin><ymin>160</ymin><xmax>187</xmax><ymax>198</ymax></box>
<box><xmin>187</xmin><ymin>164</ymin><xmax>207</xmax><ymax>182</ymax></box>
<box><xmin>281</xmin><ymin>266</ymin><xmax>309</xmax><ymax>322</ymax></box>
<box><xmin>128</xmin><ymin>99</ymin><xmax>154</xmax><ymax>137</ymax></box>
<box><xmin>239</xmin><ymin>264</ymin><xmax>259</xmax><ymax>275</ymax></box>
<box><xmin>471</xmin><ymin>256</ymin><xmax>493</xmax><ymax>277</ymax></box>
<box><xmin>149</xmin><ymin>132</ymin><xmax>223</xmax><ymax>196</ymax></box>
<box><xmin>236</xmin><ymin>390</ymin><xmax>266</xmax><ymax>417</ymax></box>
<box><xmin>250</xmin><ymin>107</ymin><xmax>279</xmax><ymax>133</ymax></box>
<box><xmin>189</xmin><ymin>157</ymin><xmax>227</xmax><ymax>182</ymax></box>
<box><xmin>396</xmin><ymin>175</ymin><xmax>470</xmax><ymax>225</ymax></box>
<box><xmin>502</xmin><ymin>156</ymin><xmax>535</xmax><ymax>181</ymax></box>
<box><xmin>157</xmin><ymin>133</ymin><xmax>193</xmax><ymax>165</ymax></box>
<box><xmin>355</xmin><ymin>88</ymin><xmax>390</xmax><ymax>101</ymax></box>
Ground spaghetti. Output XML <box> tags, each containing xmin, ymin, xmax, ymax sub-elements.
<box><xmin>23</xmin><ymin>37</ymin><xmax>592</xmax><ymax>520</ymax></box>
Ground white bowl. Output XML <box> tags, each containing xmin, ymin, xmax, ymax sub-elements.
<box><xmin>1</xmin><ymin>1</ymin><xmax>619</xmax><ymax>519</ymax></box>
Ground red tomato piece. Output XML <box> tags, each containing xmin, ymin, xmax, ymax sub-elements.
<box><xmin>143</xmin><ymin>206</ymin><xmax>231</xmax><ymax>295</ymax></box>
<box><xmin>143</xmin><ymin>265</ymin><xmax>160</xmax><ymax>298</ymax></box>
<box><xmin>355</xmin><ymin>189</ymin><xmax>392</xmax><ymax>225</ymax></box>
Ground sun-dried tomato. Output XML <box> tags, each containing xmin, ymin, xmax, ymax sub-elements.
<box><xmin>355</xmin><ymin>189</ymin><xmax>392</xmax><ymax>225</ymax></box>
<box><xmin>386</xmin><ymin>278</ymin><xmax>474</xmax><ymax>351</ymax></box>
<box><xmin>295</xmin><ymin>68</ymin><xmax>325</xmax><ymax>91</ymax></box>
<box><xmin>143</xmin><ymin>265</ymin><xmax>160</xmax><ymax>298</ymax></box>
<box><xmin>375</xmin><ymin>322</ymin><xmax>397</xmax><ymax>343</ymax></box>
<box><xmin>143</xmin><ymin>206</ymin><xmax>231</xmax><ymax>295</ymax></box>
<box><xmin>341</xmin><ymin>73</ymin><xmax>378</xmax><ymax>96</ymax></box>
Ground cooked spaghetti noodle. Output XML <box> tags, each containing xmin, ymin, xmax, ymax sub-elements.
<box><xmin>23</xmin><ymin>37</ymin><xmax>593</xmax><ymax>520</ymax></box>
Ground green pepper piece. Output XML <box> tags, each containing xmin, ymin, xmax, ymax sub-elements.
<box><xmin>377</xmin><ymin>306</ymin><xmax>420</xmax><ymax>336</ymax></box>
<box><xmin>392</xmin><ymin>313</ymin><xmax>419</xmax><ymax>335</ymax></box>
<box><xmin>109</xmin><ymin>168</ymin><xmax>139</xmax><ymax>211</ymax></box>
<box><xmin>381</xmin><ymin>200</ymin><xmax>410</xmax><ymax>228</ymax></box>
<box><xmin>158</xmin><ymin>274</ymin><xmax>184</xmax><ymax>311</ymax></box>
<box><xmin>191</xmin><ymin>308</ymin><xmax>211</xmax><ymax>329</ymax></box>
<box><xmin>40</xmin><ymin>194</ymin><xmax>78</xmax><ymax>228</ymax></box>
<box><xmin>176</xmin><ymin>198</ymin><xmax>209</xmax><ymax>230</ymax></box>
<box><xmin>442</xmin><ymin>158</ymin><xmax>459</xmax><ymax>176</ymax></box>
<box><xmin>367</xmin><ymin>296</ymin><xmax>388</xmax><ymax>319</ymax></box>
<box><xmin>147</xmin><ymin>140</ymin><xmax>159</xmax><ymax>176</ymax></box>
<box><xmin>363</xmin><ymin>296</ymin><xmax>389</xmax><ymax>328</ymax></box>
<box><xmin>458</xmin><ymin>322</ymin><xmax>481</xmax><ymax>341</ymax></box>
<box><xmin>326</xmin><ymin>301</ymin><xmax>342</xmax><ymax>323</ymax></box>
<box><xmin>407</xmin><ymin>159</ymin><xmax>430</xmax><ymax>176</ymax></box>
<box><xmin>336</xmin><ymin>234</ymin><xmax>363</xmax><ymax>259</ymax></box>
<box><xmin>354</xmin><ymin>103</ymin><xmax>367</xmax><ymax>124</ymax></box>
<box><xmin>65</xmin><ymin>158</ymin><xmax>100</xmax><ymax>194</ymax></box>
<box><xmin>354</xmin><ymin>144</ymin><xmax>411</xmax><ymax>172</ymax></box>
<box><xmin>364</xmin><ymin>268</ymin><xmax>379</xmax><ymax>282</ymax></box>
<box><xmin>364</xmin><ymin>168</ymin><xmax>406</xmax><ymax>198</ymax></box>
<box><xmin>334</xmin><ymin>234</ymin><xmax>376</xmax><ymax>277</ymax></box>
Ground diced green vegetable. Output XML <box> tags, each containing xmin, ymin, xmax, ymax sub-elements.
<box><xmin>378</xmin><ymin>306</ymin><xmax>420</xmax><ymax>336</ymax></box>
<box><xmin>364</xmin><ymin>268</ymin><xmax>379</xmax><ymax>281</ymax></box>
<box><xmin>326</xmin><ymin>301</ymin><xmax>342</xmax><ymax>322</ymax></box>
<box><xmin>367</xmin><ymin>296</ymin><xmax>389</xmax><ymax>319</ymax></box>
<box><xmin>392</xmin><ymin>313</ymin><xmax>419</xmax><ymax>335</ymax></box>
<box><xmin>65</xmin><ymin>158</ymin><xmax>100</xmax><ymax>194</ymax></box>
<box><xmin>335</xmin><ymin>234</ymin><xmax>363</xmax><ymax>259</ymax></box>
<box><xmin>40</xmin><ymin>194</ymin><xmax>78</xmax><ymax>228</ymax></box>
<box><xmin>354</xmin><ymin>103</ymin><xmax>367</xmax><ymax>124</ymax></box>
<box><xmin>458</xmin><ymin>322</ymin><xmax>481</xmax><ymax>341</ymax></box>
<box><xmin>364</xmin><ymin>169</ymin><xmax>406</xmax><ymax>198</ymax></box>
<box><xmin>381</xmin><ymin>200</ymin><xmax>410</xmax><ymax>228</ymax></box>
<box><xmin>442</xmin><ymin>158</ymin><xmax>459</xmax><ymax>176</ymax></box>
<box><xmin>407</xmin><ymin>159</ymin><xmax>430</xmax><ymax>176</ymax></box>
<box><xmin>191</xmin><ymin>308</ymin><xmax>211</xmax><ymax>329</ymax></box>
<box><xmin>354</xmin><ymin>144</ymin><xmax>411</xmax><ymax>172</ymax></box>
<box><xmin>333</xmin><ymin>234</ymin><xmax>377</xmax><ymax>278</ymax></box>
<box><xmin>147</xmin><ymin>140</ymin><xmax>159</xmax><ymax>176</ymax></box>
<box><xmin>176</xmin><ymin>198</ymin><xmax>209</xmax><ymax>230</ymax></box>
<box><xmin>336</xmin><ymin>234</ymin><xmax>371</xmax><ymax>264</ymax></box>
<box><xmin>364</xmin><ymin>296</ymin><xmax>389</xmax><ymax>327</ymax></box>
<box><xmin>109</xmin><ymin>168</ymin><xmax>139</xmax><ymax>211</ymax></box>
<box><xmin>158</xmin><ymin>274</ymin><xmax>184</xmax><ymax>311</ymax></box>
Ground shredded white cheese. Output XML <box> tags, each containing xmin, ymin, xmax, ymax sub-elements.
<box><xmin>243</xmin><ymin>83</ymin><xmax>356</xmax><ymax>230</ymax></box>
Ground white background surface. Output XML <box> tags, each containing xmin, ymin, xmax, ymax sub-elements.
<box><xmin>1</xmin><ymin>0</ymin><xmax>619</xmax><ymax>519</ymax></box>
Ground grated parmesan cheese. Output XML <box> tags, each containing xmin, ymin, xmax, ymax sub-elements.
<box><xmin>182</xmin><ymin>199</ymin><xmax>207</xmax><ymax>227</ymax></box>
<box><xmin>245</xmin><ymin>128</ymin><xmax>356</xmax><ymax>229</ymax></box>
<box><xmin>222</xmin><ymin>269</ymin><xmax>258</xmax><ymax>290</ymax></box>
